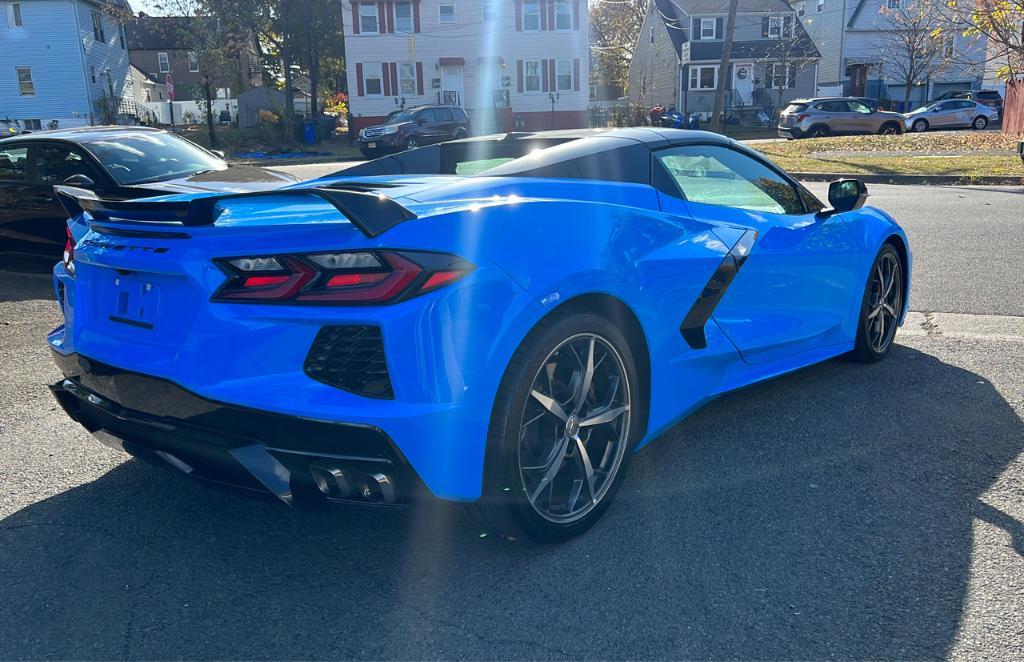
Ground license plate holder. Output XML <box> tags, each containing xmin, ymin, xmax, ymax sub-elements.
<box><xmin>367</xmin><ymin>142</ymin><xmax>377</xmax><ymax>149</ymax></box>
<box><xmin>109</xmin><ymin>277</ymin><xmax>161</xmax><ymax>330</ymax></box>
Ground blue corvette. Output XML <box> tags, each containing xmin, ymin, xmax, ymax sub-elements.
<box><xmin>48</xmin><ymin>128</ymin><xmax>910</xmax><ymax>541</ymax></box>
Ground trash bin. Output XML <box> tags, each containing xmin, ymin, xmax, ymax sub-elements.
<box><xmin>303</xmin><ymin>121</ymin><xmax>316</xmax><ymax>145</ymax></box>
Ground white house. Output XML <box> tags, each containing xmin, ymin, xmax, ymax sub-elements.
<box><xmin>343</xmin><ymin>0</ymin><xmax>590</xmax><ymax>134</ymax></box>
<box><xmin>1</xmin><ymin>0</ymin><xmax>133</xmax><ymax>131</ymax></box>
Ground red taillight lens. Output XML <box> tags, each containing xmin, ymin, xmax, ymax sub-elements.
<box><xmin>797</xmin><ymin>113</ymin><xmax>809</xmax><ymax>122</ymax></box>
<box><xmin>63</xmin><ymin>227</ymin><xmax>75</xmax><ymax>276</ymax></box>
<box><xmin>213</xmin><ymin>250</ymin><xmax>473</xmax><ymax>304</ymax></box>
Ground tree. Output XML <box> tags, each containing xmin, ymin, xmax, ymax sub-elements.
<box><xmin>938</xmin><ymin>0</ymin><xmax>1023</xmax><ymax>84</ymax></box>
<box><xmin>873</xmin><ymin>0</ymin><xmax>952</xmax><ymax>106</ymax></box>
<box><xmin>710</xmin><ymin>0</ymin><xmax>739</xmax><ymax>132</ymax></box>
<box><xmin>590</xmin><ymin>0</ymin><xmax>646</xmax><ymax>92</ymax></box>
<box><xmin>757</xmin><ymin>16</ymin><xmax>819</xmax><ymax>112</ymax></box>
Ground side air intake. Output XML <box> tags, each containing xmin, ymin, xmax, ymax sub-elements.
<box><xmin>304</xmin><ymin>325</ymin><xmax>394</xmax><ymax>399</ymax></box>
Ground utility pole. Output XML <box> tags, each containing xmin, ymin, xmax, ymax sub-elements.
<box><xmin>710</xmin><ymin>0</ymin><xmax>739</xmax><ymax>132</ymax></box>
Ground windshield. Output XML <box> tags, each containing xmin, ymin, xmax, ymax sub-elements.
<box><xmin>385</xmin><ymin>110</ymin><xmax>419</xmax><ymax>125</ymax></box>
<box><xmin>83</xmin><ymin>132</ymin><xmax>226</xmax><ymax>185</ymax></box>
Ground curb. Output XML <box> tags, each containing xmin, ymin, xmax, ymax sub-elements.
<box><xmin>790</xmin><ymin>172</ymin><xmax>1024</xmax><ymax>186</ymax></box>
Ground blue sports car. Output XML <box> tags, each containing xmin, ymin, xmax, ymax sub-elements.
<box><xmin>48</xmin><ymin>128</ymin><xmax>910</xmax><ymax>541</ymax></box>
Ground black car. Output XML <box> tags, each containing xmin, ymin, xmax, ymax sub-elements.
<box><xmin>358</xmin><ymin>105</ymin><xmax>470</xmax><ymax>157</ymax></box>
<box><xmin>0</xmin><ymin>126</ymin><xmax>297</xmax><ymax>270</ymax></box>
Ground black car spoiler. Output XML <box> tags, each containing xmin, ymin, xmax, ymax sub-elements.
<box><xmin>52</xmin><ymin>184</ymin><xmax>418</xmax><ymax>239</ymax></box>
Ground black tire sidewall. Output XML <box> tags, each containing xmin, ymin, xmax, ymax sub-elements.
<box><xmin>476</xmin><ymin>312</ymin><xmax>642</xmax><ymax>542</ymax></box>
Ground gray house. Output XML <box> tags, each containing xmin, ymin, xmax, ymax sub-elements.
<box><xmin>629</xmin><ymin>0</ymin><xmax>820</xmax><ymax>119</ymax></box>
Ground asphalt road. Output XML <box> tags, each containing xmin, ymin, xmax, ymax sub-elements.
<box><xmin>2</xmin><ymin>183</ymin><xmax>1023</xmax><ymax>659</ymax></box>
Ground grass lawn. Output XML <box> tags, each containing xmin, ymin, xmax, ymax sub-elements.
<box><xmin>751</xmin><ymin>132</ymin><xmax>1024</xmax><ymax>179</ymax></box>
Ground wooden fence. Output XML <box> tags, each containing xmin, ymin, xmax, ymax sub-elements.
<box><xmin>1004</xmin><ymin>79</ymin><xmax>1024</xmax><ymax>135</ymax></box>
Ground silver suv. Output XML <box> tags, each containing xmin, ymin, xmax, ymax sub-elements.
<box><xmin>778</xmin><ymin>97</ymin><xmax>906</xmax><ymax>139</ymax></box>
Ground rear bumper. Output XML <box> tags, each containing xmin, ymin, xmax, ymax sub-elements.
<box><xmin>777</xmin><ymin>126</ymin><xmax>801</xmax><ymax>138</ymax></box>
<box><xmin>50</xmin><ymin>352</ymin><xmax>425</xmax><ymax>508</ymax></box>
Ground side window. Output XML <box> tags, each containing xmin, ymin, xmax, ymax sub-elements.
<box><xmin>436</xmin><ymin>107</ymin><xmax>453</xmax><ymax>121</ymax></box>
<box><xmin>815</xmin><ymin>101</ymin><xmax>842</xmax><ymax>113</ymax></box>
<box><xmin>0</xmin><ymin>146</ymin><xmax>29</xmax><ymax>181</ymax></box>
<box><xmin>654</xmin><ymin>145</ymin><xmax>805</xmax><ymax>215</ymax></box>
<box><xmin>419</xmin><ymin>109</ymin><xmax>436</xmax><ymax>124</ymax></box>
<box><xmin>35</xmin><ymin>144</ymin><xmax>103</xmax><ymax>185</ymax></box>
<box><xmin>848</xmin><ymin>100</ymin><xmax>873</xmax><ymax>113</ymax></box>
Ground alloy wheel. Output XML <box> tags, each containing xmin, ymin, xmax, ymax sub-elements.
<box><xmin>866</xmin><ymin>252</ymin><xmax>902</xmax><ymax>353</ymax></box>
<box><xmin>973</xmin><ymin>116</ymin><xmax>987</xmax><ymax>130</ymax></box>
<box><xmin>518</xmin><ymin>333</ymin><xmax>631</xmax><ymax>524</ymax></box>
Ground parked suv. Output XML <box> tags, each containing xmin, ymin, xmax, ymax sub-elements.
<box><xmin>933</xmin><ymin>90</ymin><xmax>1003</xmax><ymax>120</ymax></box>
<box><xmin>778</xmin><ymin>97</ymin><xmax>906</xmax><ymax>139</ymax></box>
<box><xmin>358</xmin><ymin>105</ymin><xmax>470</xmax><ymax>156</ymax></box>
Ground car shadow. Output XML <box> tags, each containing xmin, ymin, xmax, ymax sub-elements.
<box><xmin>1</xmin><ymin>345</ymin><xmax>1021</xmax><ymax>659</ymax></box>
<box><xmin>0</xmin><ymin>269</ymin><xmax>56</xmax><ymax>303</ymax></box>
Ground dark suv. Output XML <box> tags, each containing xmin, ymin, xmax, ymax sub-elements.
<box><xmin>934</xmin><ymin>90</ymin><xmax>1003</xmax><ymax>119</ymax></box>
<box><xmin>358</xmin><ymin>105</ymin><xmax>470</xmax><ymax>156</ymax></box>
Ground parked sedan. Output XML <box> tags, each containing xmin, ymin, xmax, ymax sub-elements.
<box><xmin>778</xmin><ymin>97</ymin><xmax>905</xmax><ymax>138</ymax></box>
<box><xmin>903</xmin><ymin>100</ymin><xmax>998</xmax><ymax>132</ymax></box>
<box><xmin>0</xmin><ymin>126</ymin><xmax>296</xmax><ymax>269</ymax></box>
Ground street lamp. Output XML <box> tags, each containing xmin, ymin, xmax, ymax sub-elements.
<box><xmin>548</xmin><ymin>91</ymin><xmax>559</xmax><ymax>129</ymax></box>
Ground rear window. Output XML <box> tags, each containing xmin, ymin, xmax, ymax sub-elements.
<box><xmin>976</xmin><ymin>91</ymin><xmax>1000</xmax><ymax>99</ymax></box>
<box><xmin>783</xmin><ymin>103</ymin><xmax>808</xmax><ymax>114</ymax></box>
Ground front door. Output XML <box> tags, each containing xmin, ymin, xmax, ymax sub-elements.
<box><xmin>733</xmin><ymin>63</ymin><xmax>753</xmax><ymax>105</ymax></box>
<box><xmin>441</xmin><ymin>65</ymin><xmax>464</xmax><ymax>107</ymax></box>
<box><xmin>653</xmin><ymin>143</ymin><xmax>862</xmax><ymax>365</ymax></box>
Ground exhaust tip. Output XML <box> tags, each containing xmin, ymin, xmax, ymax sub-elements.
<box><xmin>310</xmin><ymin>464</ymin><xmax>352</xmax><ymax>499</ymax></box>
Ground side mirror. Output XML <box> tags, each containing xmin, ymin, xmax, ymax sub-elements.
<box><xmin>211</xmin><ymin>149</ymin><xmax>226</xmax><ymax>159</ymax></box>
<box><xmin>826</xmin><ymin>179</ymin><xmax>868</xmax><ymax>214</ymax></box>
<box><xmin>63</xmin><ymin>174</ymin><xmax>95</xmax><ymax>188</ymax></box>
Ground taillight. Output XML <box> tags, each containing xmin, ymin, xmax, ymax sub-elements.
<box><xmin>63</xmin><ymin>227</ymin><xmax>75</xmax><ymax>277</ymax></box>
<box><xmin>212</xmin><ymin>250</ymin><xmax>473</xmax><ymax>304</ymax></box>
<box><xmin>797</xmin><ymin>113</ymin><xmax>809</xmax><ymax>122</ymax></box>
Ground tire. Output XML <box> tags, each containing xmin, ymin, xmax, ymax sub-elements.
<box><xmin>403</xmin><ymin>135</ymin><xmax>420</xmax><ymax>150</ymax></box>
<box><xmin>912</xmin><ymin>119</ymin><xmax>929</xmax><ymax>133</ymax></box>
<box><xmin>849</xmin><ymin>244</ymin><xmax>904</xmax><ymax>363</ymax></box>
<box><xmin>878</xmin><ymin>122</ymin><xmax>902</xmax><ymax>135</ymax></box>
<box><xmin>808</xmin><ymin>125</ymin><xmax>830</xmax><ymax>138</ymax></box>
<box><xmin>470</xmin><ymin>312</ymin><xmax>643</xmax><ymax>542</ymax></box>
<box><xmin>454</xmin><ymin>128</ymin><xmax>468</xmax><ymax>139</ymax></box>
<box><xmin>972</xmin><ymin>116</ymin><xmax>988</xmax><ymax>130</ymax></box>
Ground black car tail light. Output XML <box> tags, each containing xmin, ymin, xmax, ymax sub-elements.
<box><xmin>213</xmin><ymin>250</ymin><xmax>473</xmax><ymax>305</ymax></box>
<box><xmin>304</xmin><ymin>325</ymin><xmax>393</xmax><ymax>398</ymax></box>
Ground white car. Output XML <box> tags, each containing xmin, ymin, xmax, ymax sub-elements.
<box><xmin>903</xmin><ymin>100</ymin><xmax>999</xmax><ymax>132</ymax></box>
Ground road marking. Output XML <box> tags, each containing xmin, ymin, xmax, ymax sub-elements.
<box><xmin>901</xmin><ymin>311</ymin><xmax>1024</xmax><ymax>343</ymax></box>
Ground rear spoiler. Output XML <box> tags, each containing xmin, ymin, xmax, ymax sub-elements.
<box><xmin>53</xmin><ymin>184</ymin><xmax>418</xmax><ymax>239</ymax></box>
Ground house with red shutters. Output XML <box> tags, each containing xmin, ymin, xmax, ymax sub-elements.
<box><xmin>343</xmin><ymin>0</ymin><xmax>589</xmax><ymax>134</ymax></box>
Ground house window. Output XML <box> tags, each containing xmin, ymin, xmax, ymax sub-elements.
<box><xmin>482</xmin><ymin>0</ymin><xmax>499</xmax><ymax>22</ymax></box>
<box><xmin>363</xmin><ymin>63</ymin><xmax>383</xmax><ymax>95</ymax></box>
<box><xmin>158</xmin><ymin>52</ymin><xmax>170</xmax><ymax>73</ymax></box>
<box><xmin>688</xmin><ymin>64</ymin><xmax>717</xmax><ymax>90</ymax></box>
<box><xmin>768</xmin><ymin>17</ymin><xmax>781</xmax><ymax>38</ymax></box>
<box><xmin>359</xmin><ymin>2</ymin><xmax>380</xmax><ymax>33</ymax></box>
<box><xmin>119</xmin><ymin>27</ymin><xmax>125</xmax><ymax>48</ymax></box>
<box><xmin>556</xmin><ymin>58</ymin><xmax>572</xmax><ymax>91</ymax></box>
<box><xmin>817</xmin><ymin>0</ymin><xmax>824</xmax><ymax>12</ymax></box>
<box><xmin>886</xmin><ymin>0</ymin><xmax>899</xmax><ymax>7</ymax></box>
<box><xmin>145</xmin><ymin>88</ymin><xmax>152</xmax><ymax>101</ymax></box>
<box><xmin>399</xmin><ymin>62</ymin><xmax>416</xmax><ymax>95</ymax></box>
<box><xmin>439</xmin><ymin>1</ymin><xmax>455</xmax><ymax>24</ymax></box>
<box><xmin>91</xmin><ymin>11</ymin><xmax>104</xmax><ymax>42</ymax></box>
<box><xmin>8</xmin><ymin>2</ymin><xmax>22</xmax><ymax>27</ymax></box>
<box><xmin>795</xmin><ymin>2</ymin><xmax>805</xmax><ymax>16</ymax></box>
<box><xmin>24</xmin><ymin>118</ymin><xmax>41</xmax><ymax>130</ymax></box>
<box><xmin>524</xmin><ymin>59</ymin><xmax>541</xmax><ymax>92</ymax></box>
<box><xmin>395</xmin><ymin>1</ymin><xmax>412</xmax><ymax>32</ymax></box>
<box><xmin>90</xmin><ymin>65</ymin><xmax>96</xmax><ymax>83</ymax></box>
<box><xmin>701</xmin><ymin>18</ymin><xmax>717</xmax><ymax>39</ymax></box>
<box><xmin>767</xmin><ymin>63</ymin><xmax>797</xmax><ymax>89</ymax></box>
<box><xmin>188</xmin><ymin>51</ymin><xmax>199</xmax><ymax>72</ymax></box>
<box><xmin>555</xmin><ymin>0</ymin><xmax>571</xmax><ymax>30</ymax></box>
<box><xmin>650</xmin><ymin>26</ymin><xmax>655</xmax><ymax>43</ymax></box>
<box><xmin>523</xmin><ymin>0</ymin><xmax>539</xmax><ymax>31</ymax></box>
<box><xmin>16</xmin><ymin>66</ymin><xmax>34</xmax><ymax>95</ymax></box>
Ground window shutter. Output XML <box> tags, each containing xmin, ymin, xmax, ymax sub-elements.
<box><xmin>382</xmin><ymin>62</ymin><xmax>392</xmax><ymax>96</ymax></box>
<box><xmin>515</xmin><ymin>0</ymin><xmax>522</xmax><ymax>30</ymax></box>
<box><xmin>573</xmin><ymin>0</ymin><xmax>579</xmax><ymax>29</ymax></box>
<box><xmin>692</xmin><ymin>18</ymin><xmax>700</xmax><ymax>40</ymax></box>
<box><xmin>390</xmin><ymin>62</ymin><xmax>399</xmax><ymax>95</ymax></box>
<box><xmin>377</xmin><ymin>1</ymin><xmax>385</xmax><ymax>30</ymax></box>
<box><xmin>352</xmin><ymin>2</ymin><xmax>361</xmax><ymax>34</ymax></box>
<box><xmin>762</xmin><ymin>17</ymin><xmax>769</xmax><ymax>37</ymax></box>
<box><xmin>386</xmin><ymin>1</ymin><xmax>395</xmax><ymax>33</ymax></box>
<box><xmin>715</xmin><ymin>18</ymin><xmax>723</xmax><ymax>39</ymax></box>
<box><xmin>413</xmin><ymin>0</ymin><xmax>421</xmax><ymax>32</ymax></box>
<box><xmin>788</xmin><ymin>64</ymin><xmax>797</xmax><ymax>88</ymax></box>
<box><xmin>416</xmin><ymin>62</ymin><xmax>424</xmax><ymax>95</ymax></box>
<box><xmin>541</xmin><ymin>59</ymin><xmax>549</xmax><ymax>91</ymax></box>
<box><xmin>573</xmin><ymin>58</ymin><xmax>580</xmax><ymax>91</ymax></box>
<box><xmin>550</xmin><ymin>59</ymin><xmax>557</xmax><ymax>90</ymax></box>
<box><xmin>540</xmin><ymin>0</ymin><xmax>548</xmax><ymax>30</ymax></box>
<box><xmin>517</xmin><ymin>60</ymin><xmax>524</xmax><ymax>92</ymax></box>
<box><xmin>356</xmin><ymin>63</ymin><xmax>364</xmax><ymax>95</ymax></box>
<box><xmin>548</xmin><ymin>0</ymin><xmax>556</xmax><ymax>30</ymax></box>
<box><xmin>783</xmin><ymin>15</ymin><xmax>792</xmax><ymax>38</ymax></box>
